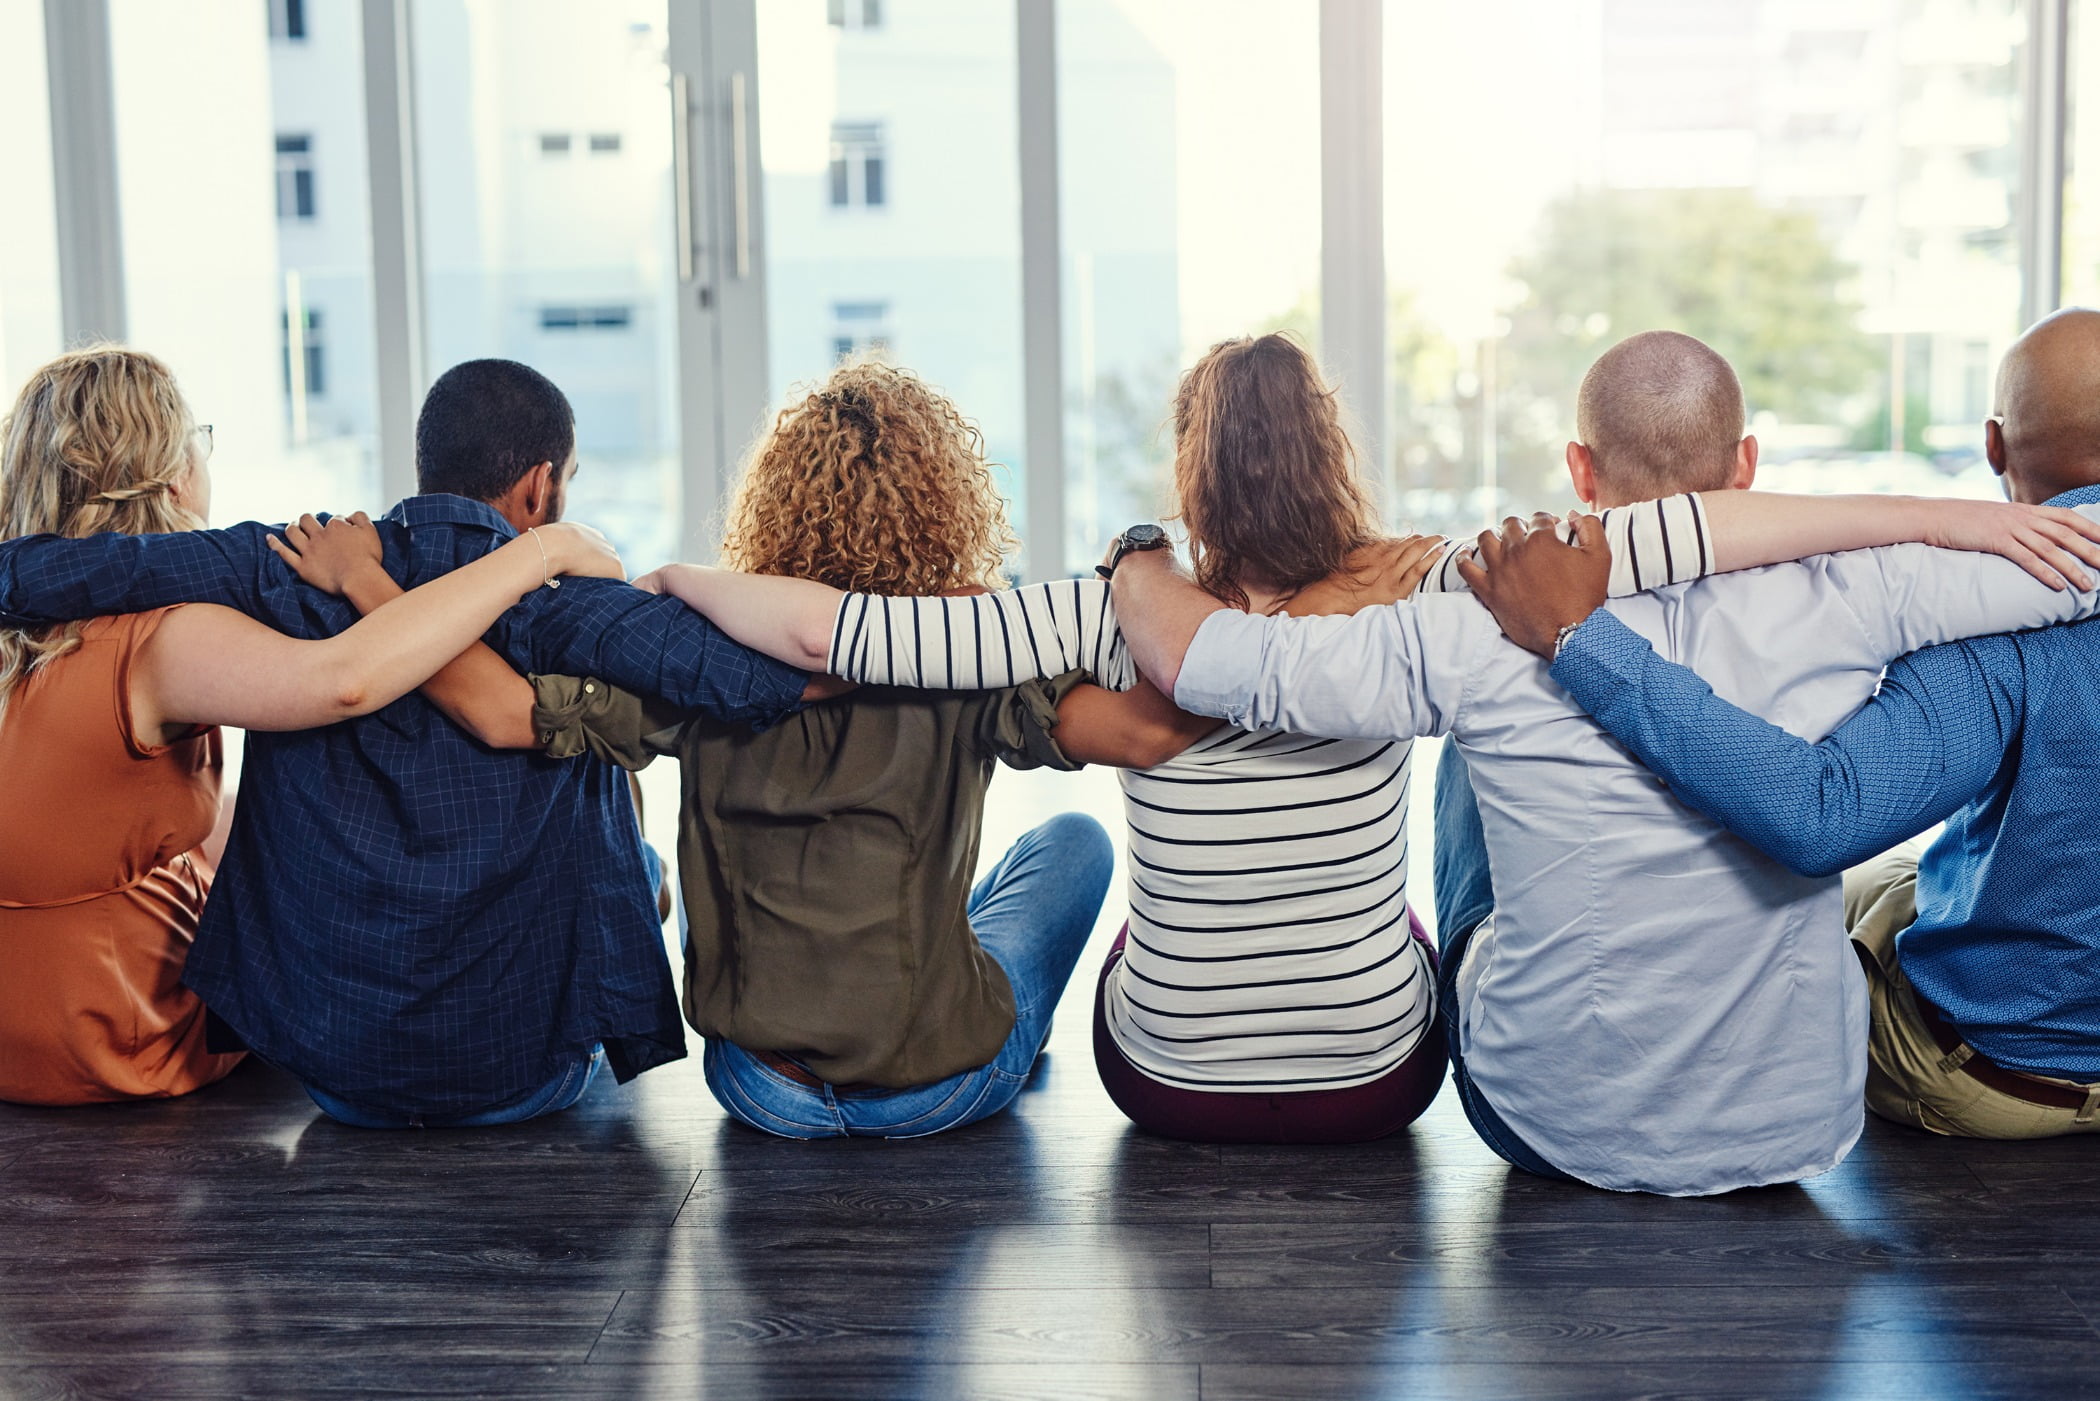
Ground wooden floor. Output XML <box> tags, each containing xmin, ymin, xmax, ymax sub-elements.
<box><xmin>5</xmin><ymin>765</ymin><xmax>2097</xmax><ymax>1400</ymax></box>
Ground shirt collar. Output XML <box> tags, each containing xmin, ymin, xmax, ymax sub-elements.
<box><xmin>383</xmin><ymin>493</ymin><xmax>519</xmax><ymax>538</ymax></box>
<box><xmin>2046</xmin><ymin>484</ymin><xmax>2100</xmax><ymax>511</ymax></box>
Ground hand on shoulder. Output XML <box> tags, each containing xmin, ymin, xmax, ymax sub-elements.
<box><xmin>1283</xmin><ymin>534</ymin><xmax>1448</xmax><ymax>616</ymax></box>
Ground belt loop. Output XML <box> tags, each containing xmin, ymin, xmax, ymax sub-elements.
<box><xmin>2078</xmin><ymin>1084</ymin><xmax>2100</xmax><ymax>1126</ymax></box>
<box><xmin>1937</xmin><ymin>1042</ymin><xmax>1976</xmax><ymax>1075</ymax></box>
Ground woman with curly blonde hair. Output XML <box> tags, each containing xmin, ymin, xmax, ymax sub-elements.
<box><xmin>277</xmin><ymin>359</ymin><xmax>1181</xmax><ymax>1137</ymax></box>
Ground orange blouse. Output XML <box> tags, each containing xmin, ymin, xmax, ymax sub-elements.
<box><xmin>0</xmin><ymin>608</ymin><xmax>244</xmax><ymax>1104</ymax></box>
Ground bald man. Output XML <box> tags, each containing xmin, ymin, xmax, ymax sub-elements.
<box><xmin>1460</xmin><ymin>309</ymin><xmax>2100</xmax><ymax>1142</ymax></box>
<box><xmin>1106</xmin><ymin>328</ymin><xmax>2100</xmax><ymax>1193</ymax></box>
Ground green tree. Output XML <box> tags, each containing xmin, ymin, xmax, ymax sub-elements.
<box><xmin>1495</xmin><ymin>187</ymin><xmax>1881</xmax><ymax>502</ymax></box>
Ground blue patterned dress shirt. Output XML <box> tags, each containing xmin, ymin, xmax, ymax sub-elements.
<box><xmin>1552</xmin><ymin>485</ymin><xmax>2100</xmax><ymax>1082</ymax></box>
<box><xmin>0</xmin><ymin>494</ymin><xmax>808</xmax><ymax>1116</ymax></box>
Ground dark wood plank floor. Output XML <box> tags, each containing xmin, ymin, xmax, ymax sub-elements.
<box><xmin>6</xmin><ymin>767</ymin><xmax>2096</xmax><ymax>1399</ymax></box>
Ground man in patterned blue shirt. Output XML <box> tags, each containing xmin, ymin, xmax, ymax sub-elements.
<box><xmin>0</xmin><ymin>360</ymin><xmax>810</xmax><ymax>1127</ymax></box>
<box><xmin>1465</xmin><ymin>308</ymin><xmax>2100</xmax><ymax>1140</ymax></box>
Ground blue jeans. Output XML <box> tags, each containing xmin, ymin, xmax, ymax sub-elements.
<box><xmin>304</xmin><ymin>1047</ymin><xmax>603</xmax><ymax>1129</ymax></box>
<box><xmin>705</xmin><ymin>812</ymin><xmax>1113</xmax><ymax>1139</ymax></box>
<box><xmin>1432</xmin><ymin>743</ymin><xmax>1574</xmax><ymax>1182</ymax></box>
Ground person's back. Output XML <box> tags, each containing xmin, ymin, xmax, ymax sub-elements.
<box><xmin>532</xmin><ymin>361</ymin><xmax>1112</xmax><ymax>1139</ymax></box>
<box><xmin>0</xmin><ymin>609</ymin><xmax>240</xmax><ymax>1103</ymax></box>
<box><xmin>0</xmin><ymin>360</ymin><xmax>809</xmax><ymax>1124</ymax></box>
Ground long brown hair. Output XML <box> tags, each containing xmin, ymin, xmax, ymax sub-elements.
<box><xmin>720</xmin><ymin>359</ymin><xmax>1015</xmax><ymax>595</ymax></box>
<box><xmin>0</xmin><ymin>346</ymin><xmax>205</xmax><ymax>717</ymax></box>
<box><xmin>1171</xmin><ymin>333</ymin><xmax>1377</xmax><ymax>609</ymax></box>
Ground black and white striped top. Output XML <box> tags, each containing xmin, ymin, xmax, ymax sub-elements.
<box><xmin>826</xmin><ymin>495</ymin><xmax>1713</xmax><ymax>1091</ymax></box>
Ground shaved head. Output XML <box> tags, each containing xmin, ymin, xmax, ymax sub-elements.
<box><xmin>1576</xmin><ymin>331</ymin><xmax>1746</xmax><ymax>500</ymax></box>
<box><xmin>1993</xmin><ymin>308</ymin><xmax>2100</xmax><ymax>502</ymax></box>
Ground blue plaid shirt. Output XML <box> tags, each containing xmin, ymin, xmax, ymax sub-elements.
<box><xmin>0</xmin><ymin>494</ymin><xmax>807</xmax><ymax>1116</ymax></box>
<box><xmin>1553</xmin><ymin>485</ymin><xmax>2100</xmax><ymax>1081</ymax></box>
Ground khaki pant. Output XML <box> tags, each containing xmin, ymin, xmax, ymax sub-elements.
<box><xmin>1846</xmin><ymin>847</ymin><xmax>2100</xmax><ymax>1139</ymax></box>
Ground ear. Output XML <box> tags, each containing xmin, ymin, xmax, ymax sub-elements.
<box><xmin>523</xmin><ymin>461</ymin><xmax>555</xmax><ymax>519</ymax></box>
<box><xmin>1728</xmin><ymin>435</ymin><xmax>1758</xmax><ymax>491</ymax></box>
<box><xmin>1566</xmin><ymin>442</ymin><xmax>1597</xmax><ymax>507</ymax></box>
<box><xmin>1985</xmin><ymin>417</ymin><xmax>2008</xmax><ymax>478</ymax></box>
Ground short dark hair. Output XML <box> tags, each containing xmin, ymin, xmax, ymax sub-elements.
<box><xmin>415</xmin><ymin>359</ymin><xmax>575</xmax><ymax>501</ymax></box>
<box><xmin>1575</xmin><ymin>331</ymin><xmax>1744</xmax><ymax>498</ymax></box>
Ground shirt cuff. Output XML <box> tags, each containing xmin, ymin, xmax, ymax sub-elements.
<box><xmin>1171</xmin><ymin>609</ymin><xmax>1264</xmax><ymax>727</ymax></box>
<box><xmin>1547</xmin><ymin>609</ymin><xmax>1651</xmax><ymax>715</ymax></box>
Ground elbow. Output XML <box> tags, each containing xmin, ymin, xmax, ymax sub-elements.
<box><xmin>1126</xmin><ymin>725</ymin><xmax>1193</xmax><ymax>770</ymax></box>
<box><xmin>791</xmin><ymin>614</ymin><xmax>835</xmax><ymax>675</ymax></box>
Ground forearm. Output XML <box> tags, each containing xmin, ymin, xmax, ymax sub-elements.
<box><xmin>0</xmin><ymin>525</ymin><xmax>277</xmax><ymax>625</ymax></box>
<box><xmin>651</xmin><ymin>564</ymin><xmax>840</xmax><ymax>672</ymax></box>
<box><xmin>509</xmin><ymin>579</ymin><xmax>808</xmax><ymax>726</ymax></box>
<box><xmin>311</xmin><ymin>536</ymin><xmax>552</xmax><ymax>712</ymax></box>
<box><xmin>340</xmin><ymin>565</ymin><xmax>537</xmax><ymax>747</ymax></box>
<box><xmin>1105</xmin><ymin>553</ymin><xmax>1225</xmax><ymax>696</ymax></box>
<box><xmin>1551</xmin><ymin>612</ymin><xmax>1985</xmax><ymax>877</ymax></box>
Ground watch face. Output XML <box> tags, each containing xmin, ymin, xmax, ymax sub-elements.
<box><xmin>1124</xmin><ymin>523</ymin><xmax>1168</xmax><ymax>548</ymax></box>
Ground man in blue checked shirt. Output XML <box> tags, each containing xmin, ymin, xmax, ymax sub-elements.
<box><xmin>1464</xmin><ymin>308</ymin><xmax>2100</xmax><ymax>1142</ymax></box>
<box><xmin>0</xmin><ymin>359</ymin><xmax>813</xmax><ymax>1128</ymax></box>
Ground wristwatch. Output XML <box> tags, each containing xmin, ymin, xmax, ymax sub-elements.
<box><xmin>1096</xmin><ymin>523</ymin><xmax>1171</xmax><ymax>580</ymax></box>
<box><xmin>1551</xmin><ymin>619</ymin><xmax>1584</xmax><ymax>661</ymax></box>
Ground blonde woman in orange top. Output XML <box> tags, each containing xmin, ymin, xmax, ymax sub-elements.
<box><xmin>0</xmin><ymin>346</ymin><xmax>623</xmax><ymax>1106</ymax></box>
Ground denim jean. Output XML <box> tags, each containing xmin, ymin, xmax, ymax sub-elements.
<box><xmin>705</xmin><ymin>812</ymin><xmax>1114</xmax><ymax>1139</ymax></box>
<box><xmin>1432</xmin><ymin>742</ymin><xmax>1574</xmax><ymax>1182</ymax></box>
<box><xmin>304</xmin><ymin>1047</ymin><xmax>603</xmax><ymax>1129</ymax></box>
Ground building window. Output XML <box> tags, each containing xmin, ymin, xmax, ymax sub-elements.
<box><xmin>267</xmin><ymin>0</ymin><xmax>307</xmax><ymax>41</ymax></box>
<box><xmin>540</xmin><ymin>305</ymin><xmax>633</xmax><ymax>332</ymax></box>
<box><xmin>588</xmin><ymin>133</ymin><xmax>623</xmax><ymax>155</ymax></box>
<box><xmin>540</xmin><ymin>133</ymin><xmax>572</xmax><ymax>157</ymax></box>
<box><xmin>281</xmin><ymin>306</ymin><xmax>326</xmax><ymax>397</ymax></box>
<box><xmin>828</xmin><ymin>122</ymin><xmax>887</xmax><ymax>208</ymax></box>
<box><xmin>828</xmin><ymin>0</ymin><xmax>883</xmax><ymax>28</ymax></box>
<box><xmin>831</xmin><ymin>300</ymin><xmax>892</xmax><ymax>361</ymax></box>
<box><xmin>275</xmin><ymin>134</ymin><xmax>315</xmax><ymax>221</ymax></box>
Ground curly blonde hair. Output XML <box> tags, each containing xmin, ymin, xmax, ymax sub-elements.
<box><xmin>0</xmin><ymin>346</ymin><xmax>206</xmax><ymax>717</ymax></box>
<box><xmin>719</xmin><ymin>360</ymin><xmax>1016</xmax><ymax>595</ymax></box>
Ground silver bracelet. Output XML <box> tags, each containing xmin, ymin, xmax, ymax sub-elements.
<box><xmin>1551</xmin><ymin>619</ymin><xmax>1582</xmax><ymax>661</ymax></box>
<box><xmin>525</xmin><ymin>526</ymin><xmax>560</xmax><ymax>589</ymax></box>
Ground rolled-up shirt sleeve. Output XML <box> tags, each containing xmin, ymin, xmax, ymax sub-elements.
<box><xmin>1173</xmin><ymin>592</ymin><xmax>1498</xmax><ymax>742</ymax></box>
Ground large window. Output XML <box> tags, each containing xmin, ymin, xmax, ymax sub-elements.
<box><xmin>0</xmin><ymin>0</ymin><xmax>62</xmax><ymax>395</ymax></box>
<box><xmin>103</xmin><ymin>0</ymin><xmax>379</xmax><ymax>526</ymax></box>
<box><xmin>1056</xmin><ymin>0</ymin><xmax>1320</xmax><ymax>567</ymax></box>
<box><xmin>414</xmin><ymin>0</ymin><xmax>684</xmax><ymax>573</ymax></box>
<box><xmin>760</xmin><ymin>0</ymin><xmax>1027</xmax><ymax>540</ymax></box>
<box><xmin>1382</xmin><ymin>0</ymin><xmax>2028</xmax><ymax>542</ymax></box>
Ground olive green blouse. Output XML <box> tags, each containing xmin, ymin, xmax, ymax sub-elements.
<box><xmin>530</xmin><ymin>672</ymin><xmax>1086</xmax><ymax>1089</ymax></box>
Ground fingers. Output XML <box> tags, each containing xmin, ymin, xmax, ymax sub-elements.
<box><xmin>1473</xmin><ymin>525</ymin><xmax>1506</xmax><ymax>572</ymax></box>
<box><xmin>350</xmin><ymin>511</ymin><xmax>372</xmax><ymax>528</ymax></box>
<box><xmin>282</xmin><ymin>517</ymin><xmax>313</xmax><ymax>552</ymax></box>
<box><xmin>2006</xmin><ymin>539</ymin><xmax>2070</xmax><ymax>591</ymax></box>
<box><xmin>2021</xmin><ymin>527</ymin><xmax>2091</xmax><ymax>591</ymax></box>
<box><xmin>1455</xmin><ymin>553</ymin><xmax>1488</xmax><ymax>594</ymax></box>
<box><xmin>1573</xmin><ymin>513</ymin><xmax>1609</xmax><ymax>550</ymax></box>
<box><xmin>2043</xmin><ymin>505</ymin><xmax>2100</xmax><ymax>549</ymax></box>
<box><xmin>265</xmin><ymin>535</ymin><xmax>293</xmax><ymax>563</ymax></box>
<box><xmin>2038</xmin><ymin>518</ymin><xmax>2100</xmax><ymax>577</ymax></box>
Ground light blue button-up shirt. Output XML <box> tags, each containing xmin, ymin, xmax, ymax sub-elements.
<box><xmin>1175</xmin><ymin>512</ymin><xmax>2100</xmax><ymax>1194</ymax></box>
